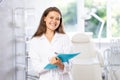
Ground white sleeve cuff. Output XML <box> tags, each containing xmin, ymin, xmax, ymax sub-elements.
<box><xmin>62</xmin><ymin>62</ymin><xmax>72</xmax><ymax>74</ymax></box>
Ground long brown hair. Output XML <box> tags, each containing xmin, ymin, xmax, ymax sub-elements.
<box><xmin>32</xmin><ymin>7</ymin><xmax>65</xmax><ymax>38</ymax></box>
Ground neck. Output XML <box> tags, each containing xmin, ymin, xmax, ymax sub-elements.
<box><xmin>45</xmin><ymin>30</ymin><xmax>55</xmax><ymax>42</ymax></box>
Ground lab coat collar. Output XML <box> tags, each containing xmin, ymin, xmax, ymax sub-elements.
<box><xmin>39</xmin><ymin>32</ymin><xmax>62</xmax><ymax>40</ymax></box>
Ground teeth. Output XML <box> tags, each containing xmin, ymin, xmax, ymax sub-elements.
<box><xmin>50</xmin><ymin>23</ymin><xmax>55</xmax><ymax>26</ymax></box>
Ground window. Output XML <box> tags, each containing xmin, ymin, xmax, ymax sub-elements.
<box><xmin>53</xmin><ymin>0</ymin><xmax>107</xmax><ymax>38</ymax></box>
<box><xmin>84</xmin><ymin>0</ymin><xmax>107</xmax><ymax>38</ymax></box>
<box><xmin>110</xmin><ymin>0</ymin><xmax>120</xmax><ymax>37</ymax></box>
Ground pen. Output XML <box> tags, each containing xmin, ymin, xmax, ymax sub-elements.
<box><xmin>55</xmin><ymin>52</ymin><xmax>58</xmax><ymax>54</ymax></box>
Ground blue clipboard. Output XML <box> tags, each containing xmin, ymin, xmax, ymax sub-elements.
<box><xmin>44</xmin><ymin>52</ymin><xmax>80</xmax><ymax>69</ymax></box>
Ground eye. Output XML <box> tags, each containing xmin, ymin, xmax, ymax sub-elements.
<box><xmin>56</xmin><ymin>18</ymin><xmax>60</xmax><ymax>21</ymax></box>
<box><xmin>50</xmin><ymin>16</ymin><xmax>54</xmax><ymax>19</ymax></box>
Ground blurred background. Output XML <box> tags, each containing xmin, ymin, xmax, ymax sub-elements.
<box><xmin>0</xmin><ymin>0</ymin><xmax>120</xmax><ymax>80</ymax></box>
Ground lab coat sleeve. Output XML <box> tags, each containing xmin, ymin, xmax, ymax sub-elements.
<box><xmin>62</xmin><ymin>35</ymin><xmax>72</xmax><ymax>74</ymax></box>
<box><xmin>28</xmin><ymin>39</ymin><xmax>49</xmax><ymax>75</ymax></box>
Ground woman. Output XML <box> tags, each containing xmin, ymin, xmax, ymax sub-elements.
<box><xmin>29</xmin><ymin>7</ymin><xmax>72</xmax><ymax>80</ymax></box>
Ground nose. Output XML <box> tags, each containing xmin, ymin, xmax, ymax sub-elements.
<box><xmin>52</xmin><ymin>18</ymin><xmax>57</xmax><ymax>23</ymax></box>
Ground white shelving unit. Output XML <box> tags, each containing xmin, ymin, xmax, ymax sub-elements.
<box><xmin>13</xmin><ymin>7</ymin><xmax>38</xmax><ymax>80</ymax></box>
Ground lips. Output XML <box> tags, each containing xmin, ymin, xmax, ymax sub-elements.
<box><xmin>50</xmin><ymin>22</ymin><xmax>56</xmax><ymax>27</ymax></box>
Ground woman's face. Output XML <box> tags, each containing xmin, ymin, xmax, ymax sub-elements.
<box><xmin>44</xmin><ymin>11</ymin><xmax>61</xmax><ymax>32</ymax></box>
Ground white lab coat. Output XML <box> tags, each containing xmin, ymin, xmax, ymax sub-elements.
<box><xmin>29</xmin><ymin>32</ymin><xmax>73</xmax><ymax>80</ymax></box>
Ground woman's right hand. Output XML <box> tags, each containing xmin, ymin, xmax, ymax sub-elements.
<box><xmin>49</xmin><ymin>57</ymin><xmax>59</xmax><ymax>64</ymax></box>
<box><xmin>49</xmin><ymin>57</ymin><xmax>64</xmax><ymax>69</ymax></box>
